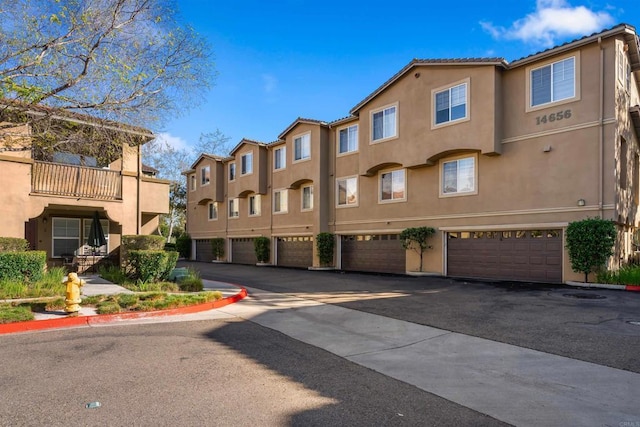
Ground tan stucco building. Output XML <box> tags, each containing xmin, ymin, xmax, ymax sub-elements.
<box><xmin>185</xmin><ymin>23</ymin><xmax>640</xmax><ymax>284</ymax></box>
<box><xmin>0</xmin><ymin>104</ymin><xmax>170</xmax><ymax>272</ymax></box>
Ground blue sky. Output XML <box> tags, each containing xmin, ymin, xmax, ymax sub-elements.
<box><xmin>157</xmin><ymin>0</ymin><xmax>638</xmax><ymax>154</ymax></box>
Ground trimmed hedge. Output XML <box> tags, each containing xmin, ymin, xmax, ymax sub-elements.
<box><xmin>211</xmin><ymin>238</ymin><xmax>225</xmax><ymax>260</ymax></box>
<box><xmin>0</xmin><ymin>251</ymin><xmax>46</xmax><ymax>282</ymax></box>
<box><xmin>254</xmin><ymin>237</ymin><xmax>270</xmax><ymax>263</ymax></box>
<box><xmin>128</xmin><ymin>250</ymin><xmax>179</xmax><ymax>283</ymax></box>
<box><xmin>0</xmin><ymin>238</ymin><xmax>29</xmax><ymax>252</ymax></box>
<box><xmin>121</xmin><ymin>235</ymin><xmax>166</xmax><ymax>271</ymax></box>
<box><xmin>175</xmin><ymin>234</ymin><xmax>191</xmax><ymax>258</ymax></box>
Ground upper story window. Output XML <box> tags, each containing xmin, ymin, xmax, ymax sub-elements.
<box><xmin>229</xmin><ymin>162</ymin><xmax>236</xmax><ymax>181</ymax></box>
<box><xmin>301</xmin><ymin>185</ymin><xmax>313</xmax><ymax>211</ymax></box>
<box><xmin>241</xmin><ymin>152</ymin><xmax>253</xmax><ymax>175</ymax></box>
<box><xmin>229</xmin><ymin>198</ymin><xmax>239</xmax><ymax>218</ymax></box>
<box><xmin>434</xmin><ymin>82</ymin><xmax>467</xmax><ymax>126</ymax></box>
<box><xmin>294</xmin><ymin>133</ymin><xmax>311</xmax><ymax>161</ymax></box>
<box><xmin>200</xmin><ymin>165</ymin><xmax>210</xmax><ymax>186</ymax></box>
<box><xmin>440</xmin><ymin>155</ymin><xmax>477</xmax><ymax>197</ymax></box>
<box><xmin>274</xmin><ymin>147</ymin><xmax>286</xmax><ymax>171</ymax></box>
<box><xmin>531</xmin><ymin>56</ymin><xmax>575</xmax><ymax>107</ymax></box>
<box><xmin>379</xmin><ymin>169</ymin><xmax>406</xmax><ymax>203</ymax></box>
<box><xmin>371</xmin><ymin>103</ymin><xmax>397</xmax><ymax>143</ymax></box>
<box><xmin>337</xmin><ymin>176</ymin><xmax>358</xmax><ymax>207</ymax></box>
<box><xmin>273</xmin><ymin>189</ymin><xmax>288</xmax><ymax>213</ymax></box>
<box><xmin>208</xmin><ymin>202</ymin><xmax>218</xmax><ymax>220</ymax></box>
<box><xmin>249</xmin><ymin>194</ymin><xmax>261</xmax><ymax>216</ymax></box>
<box><xmin>189</xmin><ymin>174</ymin><xmax>196</xmax><ymax>191</ymax></box>
<box><xmin>338</xmin><ymin>124</ymin><xmax>358</xmax><ymax>154</ymax></box>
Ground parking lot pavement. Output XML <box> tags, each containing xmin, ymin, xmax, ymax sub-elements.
<box><xmin>179</xmin><ymin>261</ymin><xmax>640</xmax><ymax>373</ymax></box>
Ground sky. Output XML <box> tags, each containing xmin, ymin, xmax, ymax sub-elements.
<box><xmin>156</xmin><ymin>0</ymin><xmax>639</xmax><ymax>155</ymax></box>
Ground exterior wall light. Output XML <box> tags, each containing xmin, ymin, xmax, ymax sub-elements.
<box><xmin>577</xmin><ymin>199</ymin><xmax>586</xmax><ymax>206</ymax></box>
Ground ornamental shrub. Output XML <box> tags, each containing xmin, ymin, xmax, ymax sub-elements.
<box><xmin>0</xmin><ymin>238</ymin><xmax>29</xmax><ymax>252</ymax></box>
<box><xmin>0</xmin><ymin>251</ymin><xmax>46</xmax><ymax>282</ymax></box>
<box><xmin>316</xmin><ymin>233</ymin><xmax>335</xmax><ymax>267</ymax></box>
<box><xmin>121</xmin><ymin>235</ymin><xmax>166</xmax><ymax>271</ymax></box>
<box><xmin>128</xmin><ymin>250</ymin><xmax>179</xmax><ymax>283</ymax></box>
<box><xmin>565</xmin><ymin>218</ymin><xmax>616</xmax><ymax>282</ymax></box>
<box><xmin>254</xmin><ymin>237</ymin><xmax>270</xmax><ymax>263</ymax></box>
<box><xmin>175</xmin><ymin>234</ymin><xmax>191</xmax><ymax>258</ymax></box>
<box><xmin>211</xmin><ymin>238</ymin><xmax>225</xmax><ymax>260</ymax></box>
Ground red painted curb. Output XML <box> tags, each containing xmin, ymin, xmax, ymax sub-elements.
<box><xmin>0</xmin><ymin>288</ymin><xmax>248</xmax><ymax>335</ymax></box>
<box><xmin>625</xmin><ymin>285</ymin><xmax>640</xmax><ymax>292</ymax></box>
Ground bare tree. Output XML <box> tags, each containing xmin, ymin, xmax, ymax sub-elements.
<box><xmin>194</xmin><ymin>129</ymin><xmax>232</xmax><ymax>158</ymax></box>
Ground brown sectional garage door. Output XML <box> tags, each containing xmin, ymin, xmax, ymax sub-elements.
<box><xmin>447</xmin><ymin>230</ymin><xmax>562</xmax><ymax>283</ymax></box>
<box><xmin>277</xmin><ymin>237</ymin><xmax>313</xmax><ymax>268</ymax></box>
<box><xmin>341</xmin><ymin>234</ymin><xmax>406</xmax><ymax>274</ymax></box>
<box><xmin>195</xmin><ymin>239</ymin><xmax>213</xmax><ymax>262</ymax></box>
<box><xmin>231</xmin><ymin>238</ymin><xmax>256</xmax><ymax>265</ymax></box>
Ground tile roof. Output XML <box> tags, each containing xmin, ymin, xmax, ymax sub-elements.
<box><xmin>277</xmin><ymin>117</ymin><xmax>328</xmax><ymax>140</ymax></box>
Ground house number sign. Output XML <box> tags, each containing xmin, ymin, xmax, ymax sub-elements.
<box><xmin>536</xmin><ymin>109</ymin><xmax>572</xmax><ymax>125</ymax></box>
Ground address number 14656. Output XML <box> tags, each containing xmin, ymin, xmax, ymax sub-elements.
<box><xmin>536</xmin><ymin>109</ymin><xmax>572</xmax><ymax>125</ymax></box>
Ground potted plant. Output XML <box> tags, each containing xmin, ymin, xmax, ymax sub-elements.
<box><xmin>316</xmin><ymin>232</ymin><xmax>335</xmax><ymax>268</ymax></box>
<box><xmin>211</xmin><ymin>238</ymin><xmax>225</xmax><ymax>262</ymax></box>
<box><xmin>254</xmin><ymin>236</ymin><xmax>270</xmax><ymax>265</ymax></box>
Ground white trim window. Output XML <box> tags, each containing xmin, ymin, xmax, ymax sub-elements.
<box><xmin>338</xmin><ymin>124</ymin><xmax>358</xmax><ymax>154</ymax></box>
<box><xmin>249</xmin><ymin>194</ymin><xmax>261</xmax><ymax>216</ymax></box>
<box><xmin>52</xmin><ymin>218</ymin><xmax>81</xmax><ymax>257</ymax></box>
<box><xmin>273</xmin><ymin>189</ymin><xmax>288</xmax><ymax>213</ymax></box>
<box><xmin>294</xmin><ymin>133</ymin><xmax>311</xmax><ymax>161</ymax></box>
<box><xmin>82</xmin><ymin>218</ymin><xmax>109</xmax><ymax>255</ymax></box>
<box><xmin>229</xmin><ymin>162</ymin><xmax>236</xmax><ymax>181</ymax></box>
<box><xmin>531</xmin><ymin>56</ymin><xmax>575</xmax><ymax>107</ymax></box>
<box><xmin>189</xmin><ymin>174</ymin><xmax>196</xmax><ymax>191</ymax></box>
<box><xmin>379</xmin><ymin>169</ymin><xmax>406</xmax><ymax>202</ymax></box>
<box><xmin>274</xmin><ymin>147</ymin><xmax>286</xmax><ymax>171</ymax></box>
<box><xmin>241</xmin><ymin>152</ymin><xmax>253</xmax><ymax>175</ymax></box>
<box><xmin>229</xmin><ymin>198</ymin><xmax>239</xmax><ymax>218</ymax></box>
<box><xmin>200</xmin><ymin>165</ymin><xmax>210</xmax><ymax>186</ymax></box>
<box><xmin>337</xmin><ymin>176</ymin><xmax>358</xmax><ymax>207</ymax></box>
<box><xmin>301</xmin><ymin>185</ymin><xmax>313</xmax><ymax>211</ymax></box>
<box><xmin>440</xmin><ymin>155</ymin><xmax>476</xmax><ymax>196</ymax></box>
<box><xmin>434</xmin><ymin>82</ymin><xmax>467</xmax><ymax>125</ymax></box>
<box><xmin>371</xmin><ymin>104</ymin><xmax>397</xmax><ymax>142</ymax></box>
<box><xmin>208</xmin><ymin>202</ymin><xmax>218</xmax><ymax>220</ymax></box>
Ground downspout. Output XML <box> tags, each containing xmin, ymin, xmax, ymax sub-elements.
<box><xmin>598</xmin><ymin>37</ymin><xmax>605</xmax><ymax>218</ymax></box>
<box><xmin>137</xmin><ymin>144</ymin><xmax>141</xmax><ymax>234</ymax></box>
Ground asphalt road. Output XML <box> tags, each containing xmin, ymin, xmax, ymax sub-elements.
<box><xmin>0</xmin><ymin>320</ymin><xmax>506</xmax><ymax>426</ymax></box>
<box><xmin>181</xmin><ymin>261</ymin><xmax>640</xmax><ymax>373</ymax></box>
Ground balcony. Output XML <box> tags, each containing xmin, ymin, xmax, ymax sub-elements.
<box><xmin>31</xmin><ymin>161</ymin><xmax>122</xmax><ymax>200</ymax></box>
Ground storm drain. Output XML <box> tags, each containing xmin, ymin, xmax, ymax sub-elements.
<box><xmin>562</xmin><ymin>293</ymin><xmax>607</xmax><ymax>300</ymax></box>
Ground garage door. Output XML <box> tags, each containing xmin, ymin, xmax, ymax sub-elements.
<box><xmin>277</xmin><ymin>237</ymin><xmax>313</xmax><ymax>268</ymax></box>
<box><xmin>231</xmin><ymin>238</ymin><xmax>256</xmax><ymax>264</ymax></box>
<box><xmin>447</xmin><ymin>230</ymin><xmax>562</xmax><ymax>283</ymax></box>
<box><xmin>341</xmin><ymin>234</ymin><xmax>406</xmax><ymax>274</ymax></box>
<box><xmin>195</xmin><ymin>239</ymin><xmax>213</xmax><ymax>262</ymax></box>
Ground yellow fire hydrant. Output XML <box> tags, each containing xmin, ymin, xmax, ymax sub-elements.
<box><xmin>64</xmin><ymin>272</ymin><xmax>85</xmax><ymax>314</ymax></box>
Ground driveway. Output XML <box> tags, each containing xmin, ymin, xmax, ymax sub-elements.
<box><xmin>180</xmin><ymin>261</ymin><xmax>640</xmax><ymax>373</ymax></box>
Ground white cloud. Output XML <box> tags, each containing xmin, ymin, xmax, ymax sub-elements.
<box><xmin>481</xmin><ymin>0</ymin><xmax>614</xmax><ymax>46</ymax></box>
<box><xmin>155</xmin><ymin>132</ymin><xmax>191</xmax><ymax>152</ymax></box>
<box><xmin>262</xmin><ymin>74</ymin><xmax>278</xmax><ymax>94</ymax></box>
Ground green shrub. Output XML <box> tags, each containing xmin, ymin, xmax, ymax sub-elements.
<box><xmin>121</xmin><ymin>235</ymin><xmax>166</xmax><ymax>271</ymax></box>
<box><xmin>254</xmin><ymin>237</ymin><xmax>270</xmax><ymax>263</ymax></box>
<box><xmin>128</xmin><ymin>250</ymin><xmax>178</xmax><ymax>283</ymax></box>
<box><xmin>566</xmin><ymin>218</ymin><xmax>616</xmax><ymax>282</ymax></box>
<box><xmin>316</xmin><ymin>233</ymin><xmax>335</xmax><ymax>267</ymax></box>
<box><xmin>175</xmin><ymin>234</ymin><xmax>191</xmax><ymax>258</ymax></box>
<box><xmin>164</xmin><ymin>243</ymin><xmax>177</xmax><ymax>252</ymax></box>
<box><xmin>0</xmin><ymin>280</ymin><xmax>28</xmax><ymax>299</ymax></box>
<box><xmin>39</xmin><ymin>267</ymin><xmax>66</xmax><ymax>289</ymax></box>
<box><xmin>0</xmin><ymin>238</ymin><xmax>29</xmax><ymax>252</ymax></box>
<box><xmin>98</xmin><ymin>265</ymin><xmax>129</xmax><ymax>285</ymax></box>
<box><xmin>211</xmin><ymin>238</ymin><xmax>225</xmax><ymax>260</ymax></box>
<box><xmin>0</xmin><ymin>251</ymin><xmax>46</xmax><ymax>282</ymax></box>
<box><xmin>179</xmin><ymin>277</ymin><xmax>203</xmax><ymax>292</ymax></box>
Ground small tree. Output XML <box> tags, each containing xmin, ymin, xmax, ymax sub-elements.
<box><xmin>254</xmin><ymin>237</ymin><xmax>270</xmax><ymax>264</ymax></box>
<box><xmin>316</xmin><ymin>232</ymin><xmax>335</xmax><ymax>267</ymax></box>
<box><xmin>566</xmin><ymin>218</ymin><xmax>616</xmax><ymax>282</ymax></box>
<box><xmin>400</xmin><ymin>227</ymin><xmax>436</xmax><ymax>272</ymax></box>
<box><xmin>211</xmin><ymin>238</ymin><xmax>225</xmax><ymax>261</ymax></box>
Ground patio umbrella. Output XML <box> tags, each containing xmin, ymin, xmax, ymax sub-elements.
<box><xmin>87</xmin><ymin>211</ymin><xmax>107</xmax><ymax>254</ymax></box>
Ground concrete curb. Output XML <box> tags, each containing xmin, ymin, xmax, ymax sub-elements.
<box><xmin>0</xmin><ymin>287</ymin><xmax>247</xmax><ymax>335</ymax></box>
<box><xmin>565</xmin><ymin>281</ymin><xmax>640</xmax><ymax>292</ymax></box>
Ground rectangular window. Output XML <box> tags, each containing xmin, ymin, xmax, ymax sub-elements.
<box><xmin>82</xmin><ymin>219</ymin><xmax>109</xmax><ymax>256</ymax></box>
<box><xmin>249</xmin><ymin>195</ymin><xmax>261</xmax><ymax>216</ymax></box>
<box><xmin>273</xmin><ymin>189</ymin><xmax>288</xmax><ymax>213</ymax></box>
<box><xmin>531</xmin><ymin>57</ymin><xmax>575</xmax><ymax>107</ymax></box>
<box><xmin>208</xmin><ymin>202</ymin><xmax>218</xmax><ymax>220</ymax></box>
<box><xmin>52</xmin><ymin>218</ymin><xmax>80</xmax><ymax>257</ymax></box>
<box><xmin>621</xmin><ymin>137</ymin><xmax>628</xmax><ymax>190</ymax></box>
<box><xmin>435</xmin><ymin>83</ymin><xmax>467</xmax><ymax>125</ymax></box>
<box><xmin>338</xmin><ymin>125</ymin><xmax>358</xmax><ymax>154</ymax></box>
<box><xmin>189</xmin><ymin>174</ymin><xmax>196</xmax><ymax>191</ymax></box>
<box><xmin>229</xmin><ymin>162</ymin><xmax>236</xmax><ymax>181</ymax></box>
<box><xmin>380</xmin><ymin>169</ymin><xmax>406</xmax><ymax>202</ymax></box>
<box><xmin>241</xmin><ymin>153</ymin><xmax>253</xmax><ymax>175</ymax></box>
<box><xmin>301</xmin><ymin>185</ymin><xmax>313</xmax><ymax>211</ymax></box>
<box><xmin>274</xmin><ymin>147</ymin><xmax>286</xmax><ymax>170</ymax></box>
<box><xmin>372</xmin><ymin>105</ymin><xmax>397</xmax><ymax>142</ymax></box>
<box><xmin>229</xmin><ymin>198</ymin><xmax>239</xmax><ymax>218</ymax></box>
<box><xmin>337</xmin><ymin>177</ymin><xmax>358</xmax><ymax>206</ymax></box>
<box><xmin>294</xmin><ymin>134</ymin><xmax>311</xmax><ymax>161</ymax></box>
<box><xmin>441</xmin><ymin>156</ymin><xmax>476</xmax><ymax>196</ymax></box>
<box><xmin>201</xmin><ymin>165</ymin><xmax>210</xmax><ymax>186</ymax></box>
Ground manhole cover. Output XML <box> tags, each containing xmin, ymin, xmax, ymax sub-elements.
<box><xmin>562</xmin><ymin>293</ymin><xmax>606</xmax><ymax>300</ymax></box>
<box><xmin>627</xmin><ymin>321</ymin><xmax>640</xmax><ymax>326</ymax></box>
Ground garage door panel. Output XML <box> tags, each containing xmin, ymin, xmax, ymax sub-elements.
<box><xmin>195</xmin><ymin>239</ymin><xmax>213</xmax><ymax>262</ymax></box>
<box><xmin>231</xmin><ymin>238</ymin><xmax>256</xmax><ymax>265</ymax></box>
<box><xmin>277</xmin><ymin>238</ymin><xmax>313</xmax><ymax>268</ymax></box>
<box><xmin>342</xmin><ymin>236</ymin><xmax>405</xmax><ymax>274</ymax></box>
